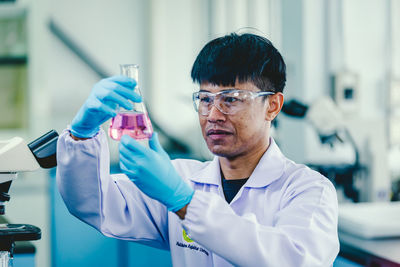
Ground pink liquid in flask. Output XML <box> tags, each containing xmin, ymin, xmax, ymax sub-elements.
<box><xmin>108</xmin><ymin>111</ymin><xmax>153</xmax><ymax>141</ymax></box>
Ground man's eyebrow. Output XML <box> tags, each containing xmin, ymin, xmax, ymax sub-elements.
<box><xmin>199</xmin><ymin>89</ymin><xmax>211</xmax><ymax>92</ymax></box>
<box><xmin>220</xmin><ymin>88</ymin><xmax>239</xmax><ymax>93</ymax></box>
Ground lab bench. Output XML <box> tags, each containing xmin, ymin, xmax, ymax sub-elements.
<box><xmin>339</xmin><ymin>231</ymin><xmax>400</xmax><ymax>267</ymax></box>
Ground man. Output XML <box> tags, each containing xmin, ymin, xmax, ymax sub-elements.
<box><xmin>57</xmin><ymin>33</ymin><xmax>339</xmax><ymax>266</ymax></box>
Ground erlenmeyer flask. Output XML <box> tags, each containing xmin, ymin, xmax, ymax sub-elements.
<box><xmin>108</xmin><ymin>64</ymin><xmax>153</xmax><ymax>141</ymax></box>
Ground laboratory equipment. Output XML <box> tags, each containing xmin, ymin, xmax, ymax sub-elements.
<box><xmin>331</xmin><ymin>71</ymin><xmax>359</xmax><ymax>115</ymax></box>
<box><xmin>339</xmin><ymin>202</ymin><xmax>400</xmax><ymax>239</ymax></box>
<box><xmin>0</xmin><ymin>130</ymin><xmax>58</xmax><ymax>267</ymax></box>
<box><xmin>109</xmin><ymin>64</ymin><xmax>153</xmax><ymax>141</ymax></box>
<box><xmin>282</xmin><ymin>97</ymin><xmax>363</xmax><ymax>202</ymax></box>
<box><xmin>281</xmin><ymin>96</ymin><xmax>392</xmax><ymax>202</ymax></box>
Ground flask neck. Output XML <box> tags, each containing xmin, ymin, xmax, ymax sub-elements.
<box><xmin>120</xmin><ymin>64</ymin><xmax>142</xmax><ymax>97</ymax></box>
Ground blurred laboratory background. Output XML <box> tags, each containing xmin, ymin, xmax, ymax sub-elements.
<box><xmin>0</xmin><ymin>0</ymin><xmax>400</xmax><ymax>266</ymax></box>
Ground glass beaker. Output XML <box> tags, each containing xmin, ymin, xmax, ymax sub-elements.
<box><xmin>108</xmin><ymin>64</ymin><xmax>153</xmax><ymax>141</ymax></box>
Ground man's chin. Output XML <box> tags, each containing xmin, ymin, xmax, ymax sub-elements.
<box><xmin>205</xmin><ymin>138</ymin><xmax>239</xmax><ymax>157</ymax></box>
<box><xmin>208</xmin><ymin>145</ymin><xmax>237</xmax><ymax>158</ymax></box>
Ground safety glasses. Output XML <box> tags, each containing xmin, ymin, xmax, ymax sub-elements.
<box><xmin>192</xmin><ymin>89</ymin><xmax>275</xmax><ymax>116</ymax></box>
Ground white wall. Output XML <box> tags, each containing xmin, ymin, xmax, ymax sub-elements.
<box><xmin>279</xmin><ymin>0</ymin><xmax>400</xmax><ymax>201</ymax></box>
<box><xmin>4</xmin><ymin>1</ymin><xmax>52</xmax><ymax>267</ymax></box>
<box><xmin>47</xmin><ymin>0</ymin><xmax>149</xmax><ymax>132</ymax></box>
<box><xmin>341</xmin><ymin>0</ymin><xmax>391</xmax><ymax>201</ymax></box>
<box><xmin>394</xmin><ymin>0</ymin><xmax>400</xmax><ymax>77</ymax></box>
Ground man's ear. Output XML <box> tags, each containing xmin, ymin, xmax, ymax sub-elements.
<box><xmin>265</xmin><ymin>92</ymin><xmax>284</xmax><ymax>121</ymax></box>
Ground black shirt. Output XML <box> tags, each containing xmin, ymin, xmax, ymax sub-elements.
<box><xmin>221</xmin><ymin>176</ymin><xmax>249</xmax><ymax>203</ymax></box>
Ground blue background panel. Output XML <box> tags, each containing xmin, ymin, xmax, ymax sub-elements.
<box><xmin>50</xmin><ymin>170</ymin><xmax>172</xmax><ymax>267</ymax></box>
<box><xmin>13</xmin><ymin>254</ymin><xmax>35</xmax><ymax>267</ymax></box>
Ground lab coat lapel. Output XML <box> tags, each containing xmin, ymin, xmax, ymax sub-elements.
<box><xmin>227</xmin><ymin>138</ymin><xmax>286</xmax><ymax>205</ymax></box>
<box><xmin>244</xmin><ymin>138</ymin><xmax>286</xmax><ymax>188</ymax></box>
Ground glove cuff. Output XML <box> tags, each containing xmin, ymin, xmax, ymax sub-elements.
<box><xmin>69</xmin><ymin>126</ymin><xmax>100</xmax><ymax>139</ymax></box>
<box><xmin>167</xmin><ymin>184</ymin><xmax>195</xmax><ymax>212</ymax></box>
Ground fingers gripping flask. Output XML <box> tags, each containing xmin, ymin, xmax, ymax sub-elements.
<box><xmin>108</xmin><ymin>64</ymin><xmax>153</xmax><ymax>143</ymax></box>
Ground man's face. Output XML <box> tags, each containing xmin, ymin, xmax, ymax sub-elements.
<box><xmin>198</xmin><ymin>81</ymin><xmax>272</xmax><ymax>159</ymax></box>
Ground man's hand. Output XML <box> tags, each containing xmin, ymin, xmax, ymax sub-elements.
<box><xmin>175</xmin><ymin>204</ymin><xmax>188</xmax><ymax>219</ymax></box>
<box><xmin>70</xmin><ymin>76</ymin><xmax>141</xmax><ymax>138</ymax></box>
<box><xmin>119</xmin><ymin>133</ymin><xmax>194</xmax><ymax>213</ymax></box>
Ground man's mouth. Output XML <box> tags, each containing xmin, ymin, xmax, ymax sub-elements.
<box><xmin>206</xmin><ymin>129</ymin><xmax>233</xmax><ymax>139</ymax></box>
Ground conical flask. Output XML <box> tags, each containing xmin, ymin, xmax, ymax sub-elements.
<box><xmin>108</xmin><ymin>64</ymin><xmax>153</xmax><ymax>141</ymax></box>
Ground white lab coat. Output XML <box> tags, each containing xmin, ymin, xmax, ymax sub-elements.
<box><xmin>57</xmin><ymin>129</ymin><xmax>339</xmax><ymax>266</ymax></box>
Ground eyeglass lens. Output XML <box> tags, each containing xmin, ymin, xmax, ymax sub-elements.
<box><xmin>195</xmin><ymin>91</ymin><xmax>253</xmax><ymax>115</ymax></box>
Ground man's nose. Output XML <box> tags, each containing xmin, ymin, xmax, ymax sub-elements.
<box><xmin>207</xmin><ymin>103</ymin><xmax>226</xmax><ymax>121</ymax></box>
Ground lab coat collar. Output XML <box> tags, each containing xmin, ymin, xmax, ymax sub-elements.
<box><xmin>245</xmin><ymin>138</ymin><xmax>286</xmax><ymax>188</ymax></box>
<box><xmin>189</xmin><ymin>138</ymin><xmax>286</xmax><ymax>188</ymax></box>
<box><xmin>189</xmin><ymin>156</ymin><xmax>221</xmax><ymax>186</ymax></box>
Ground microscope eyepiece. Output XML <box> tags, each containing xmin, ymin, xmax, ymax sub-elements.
<box><xmin>28</xmin><ymin>130</ymin><xmax>58</xmax><ymax>169</ymax></box>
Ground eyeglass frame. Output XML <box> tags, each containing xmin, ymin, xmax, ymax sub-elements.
<box><xmin>192</xmin><ymin>89</ymin><xmax>276</xmax><ymax>116</ymax></box>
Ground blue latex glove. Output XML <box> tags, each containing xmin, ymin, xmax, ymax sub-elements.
<box><xmin>119</xmin><ymin>133</ymin><xmax>194</xmax><ymax>212</ymax></box>
<box><xmin>70</xmin><ymin>76</ymin><xmax>141</xmax><ymax>138</ymax></box>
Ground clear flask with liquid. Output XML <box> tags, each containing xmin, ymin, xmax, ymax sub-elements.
<box><xmin>108</xmin><ymin>64</ymin><xmax>153</xmax><ymax>141</ymax></box>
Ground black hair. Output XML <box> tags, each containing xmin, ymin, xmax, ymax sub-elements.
<box><xmin>191</xmin><ymin>33</ymin><xmax>286</xmax><ymax>93</ymax></box>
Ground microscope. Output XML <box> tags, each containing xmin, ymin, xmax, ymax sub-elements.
<box><xmin>0</xmin><ymin>130</ymin><xmax>58</xmax><ymax>267</ymax></box>
<box><xmin>282</xmin><ymin>97</ymin><xmax>363</xmax><ymax>202</ymax></box>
